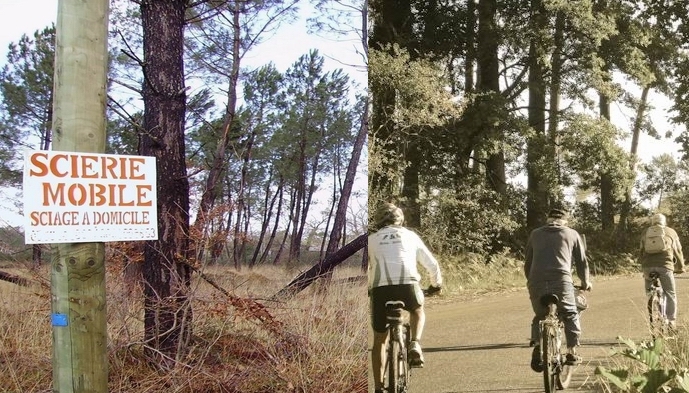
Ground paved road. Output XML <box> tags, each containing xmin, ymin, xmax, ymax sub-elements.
<box><xmin>369</xmin><ymin>274</ymin><xmax>689</xmax><ymax>393</ymax></box>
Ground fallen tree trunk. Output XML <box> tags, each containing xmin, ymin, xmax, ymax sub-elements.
<box><xmin>272</xmin><ymin>233</ymin><xmax>367</xmax><ymax>300</ymax></box>
<box><xmin>332</xmin><ymin>276</ymin><xmax>366</xmax><ymax>285</ymax></box>
<box><xmin>0</xmin><ymin>270</ymin><xmax>29</xmax><ymax>286</ymax></box>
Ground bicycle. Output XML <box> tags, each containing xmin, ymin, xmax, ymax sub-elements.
<box><xmin>647</xmin><ymin>271</ymin><xmax>666</xmax><ymax>337</ymax></box>
<box><xmin>538</xmin><ymin>288</ymin><xmax>586</xmax><ymax>392</ymax></box>
<box><xmin>382</xmin><ymin>286</ymin><xmax>440</xmax><ymax>393</ymax></box>
<box><xmin>383</xmin><ymin>300</ymin><xmax>411</xmax><ymax>393</ymax></box>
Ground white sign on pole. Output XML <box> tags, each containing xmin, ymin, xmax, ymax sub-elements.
<box><xmin>23</xmin><ymin>150</ymin><xmax>158</xmax><ymax>244</ymax></box>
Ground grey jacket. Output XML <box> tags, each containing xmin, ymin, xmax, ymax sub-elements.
<box><xmin>525</xmin><ymin>222</ymin><xmax>590</xmax><ymax>286</ymax></box>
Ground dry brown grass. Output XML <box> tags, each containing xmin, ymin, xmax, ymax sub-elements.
<box><xmin>0</xmin><ymin>262</ymin><xmax>367</xmax><ymax>393</ymax></box>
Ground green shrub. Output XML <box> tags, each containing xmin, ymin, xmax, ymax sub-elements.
<box><xmin>596</xmin><ymin>336</ymin><xmax>689</xmax><ymax>393</ymax></box>
<box><xmin>419</xmin><ymin>184</ymin><xmax>523</xmax><ymax>257</ymax></box>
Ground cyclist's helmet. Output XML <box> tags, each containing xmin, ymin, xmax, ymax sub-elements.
<box><xmin>374</xmin><ymin>202</ymin><xmax>404</xmax><ymax>229</ymax></box>
<box><xmin>651</xmin><ymin>213</ymin><xmax>666</xmax><ymax>226</ymax></box>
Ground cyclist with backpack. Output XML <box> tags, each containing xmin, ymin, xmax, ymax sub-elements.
<box><xmin>368</xmin><ymin>202</ymin><xmax>442</xmax><ymax>393</ymax></box>
<box><xmin>640</xmin><ymin>213</ymin><xmax>685</xmax><ymax>329</ymax></box>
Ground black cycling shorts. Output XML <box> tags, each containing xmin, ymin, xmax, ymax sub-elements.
<box><xmin>370</xmin><ymin>284</ymin><xmax>423</xmax><ymax>333</ymax></box>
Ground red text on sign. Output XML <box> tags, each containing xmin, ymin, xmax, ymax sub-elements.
<box><xmin>42</xmin><ymin>183</ymin><xmax>153</xmax><ymax>207</ymax></box>
<box><xmin>29</xmin><ymin>152</ymin><xmax>147</xmax><ymax>180</ymax></box>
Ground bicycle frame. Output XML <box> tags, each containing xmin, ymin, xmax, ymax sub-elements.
<box><xmin>539</xmin><ymin>294</ymin><xmax>573</xmax><ymax>393</ymax></box>
<box><xmin>383</xmin><ymin>301</ymin><xmax>411</xmax><ymax>393</ymax></box>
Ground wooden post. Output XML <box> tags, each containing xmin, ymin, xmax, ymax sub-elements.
<box><xmin>51</xmin><ymin>0</ymin><xmax>110</xmax><ymax>392</ymax></box>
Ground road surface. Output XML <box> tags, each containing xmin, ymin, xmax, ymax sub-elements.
<box><xmin>369</xmin><ymin>274</ymin><xmax>689</xmax><ymax>392</ymax></box>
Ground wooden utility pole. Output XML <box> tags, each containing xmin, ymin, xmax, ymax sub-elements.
<box><xmin>50</xmin><ymin>0</ymin><xmax>110</xmax><ymax>392</ymax></box>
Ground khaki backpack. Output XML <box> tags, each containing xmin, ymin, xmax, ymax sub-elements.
<box><xmin>644</xmin><ymin>225</ymin><xmax>672</xmax><ymax>254</ymax></box>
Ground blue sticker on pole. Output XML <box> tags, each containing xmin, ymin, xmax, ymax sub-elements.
<box><xmin>51</xmin><ymin>313</ymin><xmax>68</xmax><ymax>327</ymax></box>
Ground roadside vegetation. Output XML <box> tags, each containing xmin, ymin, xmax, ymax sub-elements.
<box><xmin>0</xmin><ymin>259</ymin><xmax>367</xmax><ymax>393</ymax></box>
<box><xmin>425</xmin><ymin>248</ymin><xmax>640</xmax><ymax>300</ymax></box>
<box><xmin>595</xmin><ymin>333</ymin><xmax>689</xmax><ymax>393</ymax></box>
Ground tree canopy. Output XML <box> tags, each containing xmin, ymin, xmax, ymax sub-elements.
<box><xmin>368</xmin><ymin>0</ymin><xmax>689</xmax><ymax>259</ymax></box>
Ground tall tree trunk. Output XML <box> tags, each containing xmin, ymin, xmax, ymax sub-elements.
<box><xmin>549</xmin><ymin>11</ymin><xmax>564</xmax><ymax>190</ymax></box>
<box><xmin>599</xmin><ymin>90</ymin><xmax>615</xmax><ymax>230</ymax></box>
<box><xmin>139</xmin><ymin>0</ymin><xmax>191</xmax><ymax>365</ymax></box>
<box><xmin>320</xmin><ymin>164</ymin><xmax>339</xmax><ymax>261</ymax></box>
<box><xmin>368</xmin><ymin>0</ymin><xmax>413</xmax><ymax>200</ymax></box>
<box><xmin>461</xmin><ymin>1</ymin><xmax>478</xmax><ymax>178</ymax></box>
<box><xmin>288</xmin><ymin>142</ymin><xmax>307</xmax><ymax>263</ymax></box>
<box><xmin>295</xmin><ymin>151</ymin><xmax>321</xmax><ymax>252</ymax></box>
<box><xmin>325</xmin><ymin>100</ymin><xmax>368</xmax><ymax>255</ymax></box>
<box><xmin>207</xmin><ymin>182</ymin><xmax>232</xmax><ymax>265</ymax></box>
<box><xmin>464</xmin><ymin>0</ymin><xmax>476</xmax><ymax>93</ymax></box>
<box><xmin>34</xmin><ymin>101</ymin><xmax>53</xmax><ymax>267</ymax></box>
<box><xmin>526</xmin><ymin>0</ymin><xmax>549</xmax><ymax>229</ymax></box>
<box><xmin>288</xmin><ymin>119</ymin><xmax>312</xmax><ymax>263</ymax></box>
<box><xmin>261</xmin><ymin>177</ymin><xmax>285</xmax><ymax>265</ymax></box>
<box><xmin>232</xmin><ymin>130</ymin><xmax>255</xmax><ymax>268</ymax></box>
<box><xmin>289</xmin><ymin>115</ymin><xmax>324</xmax><ymax>263</ymax></box>
<box><xmin>595</xmin><ymin>0</ymin><xmax>616</xmax><ymax>231</ymax></box>
<box><xmin>619</xmin><ymin>86</ymin><xmax>650</xmax><ymax>232</ymax></box>
<box><xmin>250</xmin><ymin>174</ymin><xmax>278</xmax><ymax>267</ymax></box>
<box><xmin>478</xmin><ymin>0</ymin><xmax>505</xmax><ymax>195</ymax></box>
<box><xmin>191</xmin><ymin>1</ymin><xmax>241</xmax><ymax>260</ymax></box>
<box><xmin>274</xmin><ymin>188</ymin><xmax>296</xmax><ymax>265</ymax></box>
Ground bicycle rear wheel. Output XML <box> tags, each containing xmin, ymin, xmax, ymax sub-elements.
<box><xmin>648</xmin><ymin>291</ymin><xmax>664</xmax><ymax>337</ymax></box>
<box><xmin>541</xmin><ymin>325</ymin><xmax>558</xmax><ymax>393</ymax></box>
<box><xmin>384</xmin><ymin>337</ymin><xmax>397</xmax><ymax>393</ymax></box>
<box><xmin>400</xmin><ymin>324</ymin><xmax>410</xmax><ymax>389</ymax></box>
<box><xmin>384</xmin><ymin>334</ymin><xmax>408</xmax><ymax>393</ymax></box>
<box><xmin>396</xmin><ymin>340</ymin><xmax>409</xmax><ymax>392</ymax></box>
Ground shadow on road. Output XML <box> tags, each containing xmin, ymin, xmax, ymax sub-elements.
<box><xmin>420</xmin><ymin>339</ymin><xmax>622</xmax><ymax>393</ymax></box>
<box><xmin>581</xmin><ymin>339</ymin><xmax>624</xmax><ymax>347</ymax></box>
<box><xmin>426</xmin><ymin>338</ymin><xmax>620</xmax><ymax>354</ymax></box>
<box><xmin>430</xmin><ymin>389</ymin><xmax>545</xmax><ymax>392</ymax></box>
<box><xmin>425</xmin><ymin>342</ymin><xmax>526</xmax><ymax>353</ymax></box>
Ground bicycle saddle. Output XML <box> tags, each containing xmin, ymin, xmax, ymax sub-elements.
<box><xmin>385</xmin><ymin>301</ymin><xmax>405</xmax><ymax>310</ymax></box>
<box><xmin>385</xmin><ymin>301</ymin><xmax>405</xmax><ymax>321</ymax></box>
<box><xmin>539</xmin><ymin>294</ymin><xmax>559</xmax><ymax>307</ymax></box>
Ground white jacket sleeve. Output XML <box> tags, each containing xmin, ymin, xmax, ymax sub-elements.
<box><xmin>416</xmin><ymin>239</ymin><xmax>442</xmax><ymax>287</ymax></box>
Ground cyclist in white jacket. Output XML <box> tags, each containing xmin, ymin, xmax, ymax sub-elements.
<box><xmin>368</xmin><ymin>202</ymin><xmax>442</xmax><ymax>393</ymax></box>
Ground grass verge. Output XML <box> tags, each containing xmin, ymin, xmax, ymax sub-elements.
<box><xmin>0</xmin><ymin>263</ymin><xmax>367</xmax><ymax>393</ymax></box>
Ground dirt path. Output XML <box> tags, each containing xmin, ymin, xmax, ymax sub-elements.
<box><xmin>369</xmin><ymin>274</ymin><xmax>689</xmax><ymax>393</ymax></box>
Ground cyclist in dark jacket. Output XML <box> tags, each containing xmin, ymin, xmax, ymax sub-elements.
<box><xmin>525</xmin><ymin>208</ymin><xmax>591</xmax><ymax>371</ymax></box>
